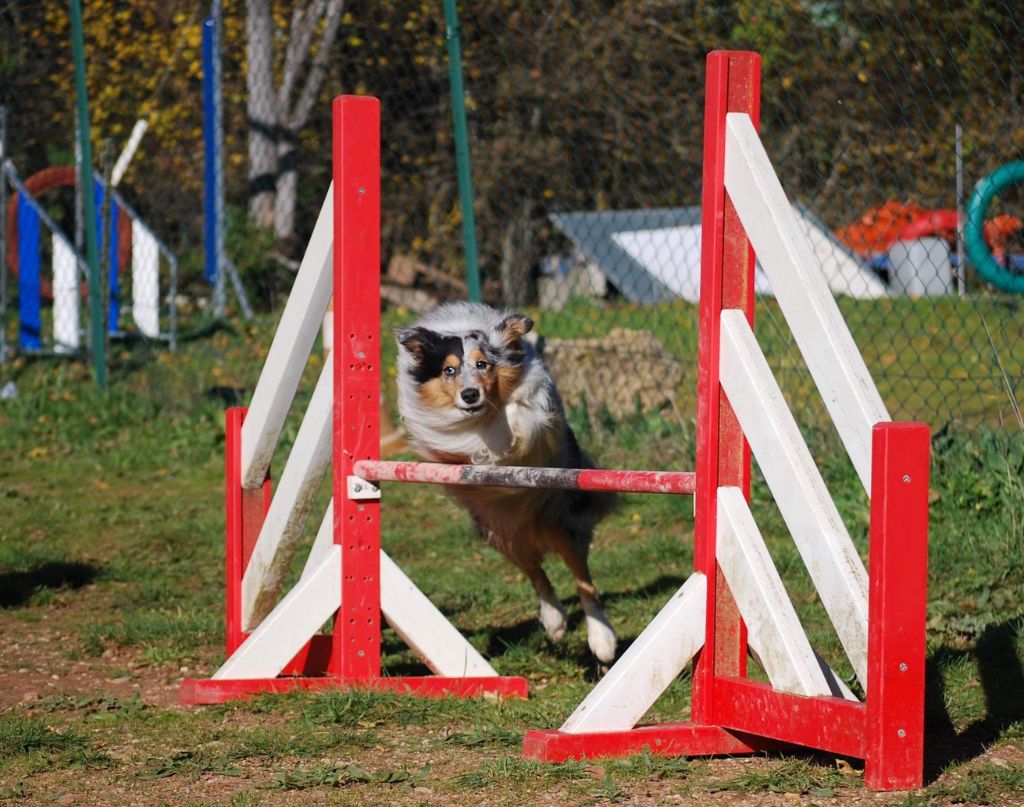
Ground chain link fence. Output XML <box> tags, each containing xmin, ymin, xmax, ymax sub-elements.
<box><xmin>1</xmin><ymin>1</ymin><xmax>1021</xmax><ymax>437</ymax></box>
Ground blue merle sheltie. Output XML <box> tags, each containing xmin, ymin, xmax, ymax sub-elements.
<box><xmin>396</xmin><ymin>302</ymin><xmax>617</xmax><ymax>664</ymax></box>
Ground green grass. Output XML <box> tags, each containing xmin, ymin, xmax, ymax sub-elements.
<box><xmin>1</xmin><ymin>301</ymin><xmax>1023</xmax><ymax>803</ymax></box>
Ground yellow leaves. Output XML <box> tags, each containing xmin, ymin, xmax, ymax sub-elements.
<box><xmin>28</xmin><ymin>447</ymin><xmax>48</xmax><ymax>459</ymax></box>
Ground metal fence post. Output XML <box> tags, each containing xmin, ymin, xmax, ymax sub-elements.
<box><xmin>0</xmin><ymin>106</ymin><xmax>7</xmax><ymax>365</ymax></box>
<box><xmin>442</xmin><ymin>0</ymin><xmax>481</xmax><ymax>302</ymax></box>
<box><xmin>69</xmin><ymin>0</ymin><xmax>105</xmax><ymax>388</ymax></box>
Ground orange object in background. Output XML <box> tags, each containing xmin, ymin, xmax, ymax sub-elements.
<box><xmin>836</xmin><ymin>200</ymin><xmax>1022</xmax><ymax>257</ymax></box>
<box><xmin>984</xmin><ymin>214</ymin><xmax>1023</xmax><ymax>257</ymax></box>
<box><xmin>836</xmin><ymin>200</ymin><xmax>926</xmax><ymax>255</ymax></box>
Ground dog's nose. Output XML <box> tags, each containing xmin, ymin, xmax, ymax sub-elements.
<box><xmin>460</xmin><ymin>388</ymin><xmax>481</xmax><ymax>405</ymax></box>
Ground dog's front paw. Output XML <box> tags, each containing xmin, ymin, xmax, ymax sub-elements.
<box><xmin>585</xmin><ymin>613</ymin><xmax>618</xmax><ymax>665</ymax></box>
<box><xmin>539</xmin><ymin>598</ymin><xmax>568</xmax><ymax>642</ymax></box>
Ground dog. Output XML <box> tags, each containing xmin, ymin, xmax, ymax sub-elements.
<box><xmin>395</xmin><ymin>301</ymin><xmax>617</xmax><ymax>664</ymax></box>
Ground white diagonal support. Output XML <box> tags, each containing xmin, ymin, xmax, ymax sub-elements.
<box><xmin>379</xmin><ymin>551</ymin><xmax>498</xmax><ymax>677</ymax></box>
<box><xmin>299</xmin><ymin>499</ymin><xmax>499</xmax><ymax>677</ymax></box>
<box><xmin>724</xmin><ymin>112</ymin><xmax>889</xmax><ymax>493</ymax></box>
<box><xmin>240</xmin><ymin>186</ymin><xmax>334</xmax><ymax>489</ymax></box>
<box><xmin>561</xmin><ymin>573</ymin><xmax>706</xmax><ymax>734</ymax></box>
<box><xmin>215</xmin><ymin>546</ymin><xmax>341</xmax><ymax>680</ymax></box>
<box><xmin>300</xmin><ymin>500</ymin><xmax>334</xmax><ymax>581</ymax></box>
<box><xmin>720</xmin><ymin>310</ymin><xmax>869</xmax><ymax>689</ymax></box>
<box><xmin>242</xmin><ymin>352</ymin><xmax>333</xmax><ymax>630</ymax></box>
<box><xmin>717</xmin><ymin>486</ymin><xmax>833</xmax><ymax>698</ymax></box>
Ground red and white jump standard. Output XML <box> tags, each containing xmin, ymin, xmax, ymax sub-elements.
<box><xmin>521</xmin><ymin>51</ymin><xmax>930</xmax><ymax>791</ymax></box>
<box><xmin>181</xmin><ymin>51</ymin><xmax>929</xmax><ymax>791</ymax></box>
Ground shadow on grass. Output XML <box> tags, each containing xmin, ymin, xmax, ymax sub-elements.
<box><xmin>0</xmin><ymin>561</ymin><xmax>98</xmax><ymax>608</ymax></box>
<box><xmin>926</xmin><ymin>618</ymin><xmax>1024</xmax><ymax>780</ymax></box>
<box><xmin>600</xmin><ymin>574</ymin><xmax>689</xmax><ymax>607</ymax></box>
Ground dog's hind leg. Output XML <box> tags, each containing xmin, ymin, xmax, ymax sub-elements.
<box><xmin>522</xmin><ymin>559</ymin><xmax>569</xmax><ymax>642</ymax></box>
<box><xmin>550</xmin><ymin>535</ymin><xmax>617</xmax><ymax>665</ymax></box>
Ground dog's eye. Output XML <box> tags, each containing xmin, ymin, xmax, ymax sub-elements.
<box><xmin>443</xmin><ymin>366</ymin><xmax>457</xmax><ymax>376</ymax></box>
<box><xmin>475</xmin><ymin>359</ymin><xmax>488</xmax><ymax>370</ymax></box>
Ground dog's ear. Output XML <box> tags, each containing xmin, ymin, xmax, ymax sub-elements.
<box><xmin>396</xmin><ymin>326</ymin><xmax>437</xmax><ymax>361</ymax></box>
<box><xmin>495</xmin><ymin>313</ymin><xmax>534</xmax><ymax>345</ymax></box>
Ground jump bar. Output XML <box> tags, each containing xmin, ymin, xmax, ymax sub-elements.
<box><xmin>353</xmin><ymin>460</ymin><xmax>696</xmax><ymax>495</ymax></box>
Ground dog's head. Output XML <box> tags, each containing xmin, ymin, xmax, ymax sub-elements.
<box><xmin>396</xmin><ymin>311</ymin><xmax>533</xmax><ymax>418</ymax></box>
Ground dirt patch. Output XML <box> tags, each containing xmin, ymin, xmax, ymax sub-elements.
<box><xmin>0</xmin><ymin>593</ymin><xmax>185</xmax><ymax>712</ymax></box>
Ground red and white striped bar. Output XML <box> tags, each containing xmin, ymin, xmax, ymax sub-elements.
<box><xmin>353</xmin><ymin>460</ymin><xmax>696</xmax><ymax>496</ymax></box>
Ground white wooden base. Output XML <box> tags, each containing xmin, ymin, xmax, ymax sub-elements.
<box><xmin>561</xmin><ymin>573</ymin><xmax>707</xmax><ymax>734</ymax></box>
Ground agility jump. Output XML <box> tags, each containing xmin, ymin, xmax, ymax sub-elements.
<box><xmin>181</xmin><ymin>50</ymin><xmax>930</xmax><ymax>792</ymax></box>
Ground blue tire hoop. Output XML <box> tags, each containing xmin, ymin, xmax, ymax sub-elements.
<box><xmin>965</xmin><ymin>160</ymin><xmax>1024</xmax><ymax>293</ymax></box>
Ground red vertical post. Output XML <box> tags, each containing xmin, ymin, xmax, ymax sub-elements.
<box><xmin>224</xmin><ymin>406</ymin><xmax>272</xmax><ymax>656</ymax></box>
<box><xmin>692</xmin><ymin>50</ymin><xmax>761</xmax><ymax>725</ymax></box>
<box><xmin>330</xmin><ymin>96</ymin><xmax>382</xmax><ymax>680</ymax></box>
<box><xmin>865</xmin><ymin>422</ymin><xmax>930</xmax><ymax>790</ymax></box>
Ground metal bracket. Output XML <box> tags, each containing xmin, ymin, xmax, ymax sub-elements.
<box><xmin>347</xmin><ymin>475</ymin><xmax>381</xmax><ymax>500</ymax></box>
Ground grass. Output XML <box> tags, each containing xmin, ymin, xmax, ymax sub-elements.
<box><xmin>0</xmin><ymin>297</ymin><xmax>1023</xmax><ymax>803</ymax></box>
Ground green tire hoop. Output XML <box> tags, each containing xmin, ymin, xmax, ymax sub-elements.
<box><xmin>965</xmin><ymin>160</ymin><xmax>1024</xmax><ymax>293</ymax></box>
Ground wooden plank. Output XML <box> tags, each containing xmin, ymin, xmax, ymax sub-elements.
<box><xmin>524</xmin><ymin>722</ymin><xmax>774</xmax><ymax>763</ymax></box>
<box><xmin>215</xmin><ymin>546</ymin><xmax>341</xmax><ymax>680</ymax></box>
<box><xmin>720</xmin><ymin>310</ymin><xmax>869</xmax><ymax>689</ymax></box>
<box><xmin>300</xmin><ymin>500</ymin><xmax>333</xmax><ymax>581</ymax></box>
<box><xmin>52</xmin><ymin>234</ymin><xmax>81</xmax><ymax>349</ymax></box>
<box><xmin>724</xmin><ymin>112</ymin><xmax>889</xmax><ymax>493</ymax></box>
<box><xmin>561</xmin><ymin>574</ymin><xmax>706</xmax><ymax>734</ymax></box>
<box><xmin>242</xmin><ymin>353</ymin><xmax>333</xmax><ymax>630</ymax></box>
<box><xmin>865</xmin><ymin>422</ymin><xmax>930</xmax><ymax>790</ymax></box>
<box><xmin>331</xmin><ymin>95</ymin><xmax>382</xmax><ymax>679</ymax></box>
<box><xmin>713</xmin><ymin>676</ymin><xmax>867</xmax><ymax>760</ymax></box>
<box><xmin>354</xmin><ymin>459</ymin><xmax>696</xmax><ymax>495</ymax></box>
<box><xmin>716</xmin><ymin>487</ymin><xmax>832</xmax><ymax>698</ymax></box>
<box><xmin>240</xmin><ymin>186</ymin><xmax>334</xmax><ymax>489</ymax></box>
<box><xmin>692</xmin><ymin>47</ymin><xmax>761</xmax><ymax>728</ymax></box>
<box><xmin>748</xmin><ymin>636</ymin><xmax>858</xmax><ymax>702</ymax></box>
<box><xmin>378</xmin><ymin>551</ymin><xmax>498</xmax><ymax>677</ymax></box>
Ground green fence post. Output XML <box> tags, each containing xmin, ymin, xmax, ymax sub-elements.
<box><xmin>442</xmin><ymin>0</ymin><xmax>481</xmax><ymax>302</ymax></box>
<box><xmin>69</xmin><ymin>0</ymin><xmax>105</xmax><ymax>387</ymax></box>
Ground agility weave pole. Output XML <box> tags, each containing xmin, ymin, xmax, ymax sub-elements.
<box><xmin>181</xmin><ymin>52</ymin><xmax>929</xmax><ymax>791</ymax></box>
<box><xmin>521</xmin><ymin>51</ymin><xmax>930</xmax><ymax>792</ymax></box>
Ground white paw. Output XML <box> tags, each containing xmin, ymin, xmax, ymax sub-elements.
<box><xmin>585</xmin><ymin>612</ymin><xmax>617</xmax><ymax>664</ymax></box>
<box><xmin>539</xmin><ymin>598</ymin><xmax>568</xmax><ymax>642</ymax></box>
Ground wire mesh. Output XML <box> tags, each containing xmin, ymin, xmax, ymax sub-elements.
<box><xmin>0</xmin><ymin>1</ymin><xmax>1020</xmax><ymax>434</ymax></box>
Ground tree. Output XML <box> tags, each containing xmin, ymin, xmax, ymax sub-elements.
<box><xmin>246</xmin><ymin>0</ymin><xmax>344</xmax><ymax>240</ymax></box>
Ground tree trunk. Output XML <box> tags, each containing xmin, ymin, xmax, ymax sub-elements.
<box><xmin>273</xmin><ymin>130</ymin><xmax>298</xmax><ymax>239</ymax></box>
<box><xmin>499</xmin><ymin>203</ymin><xmax>534</xmax><ymax>307</ymax></box>
<box><xmin>247</xmin><ymin>1</ymin><xmax>344</xmax><ymax>240</ymax></box>
<box><xmin>246</xmin><ymin>0</ymin><xmax>277</xmax><ymax>229</ymax></box>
